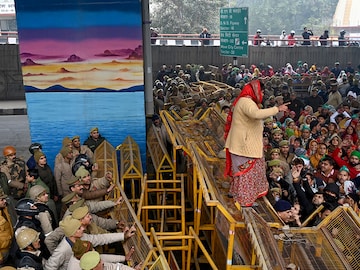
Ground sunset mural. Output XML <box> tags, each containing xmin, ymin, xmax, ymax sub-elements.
<box><xmin>16</xmin><ymin>0</ymin><xmax>143</xmax><ymax>92</ymax></box>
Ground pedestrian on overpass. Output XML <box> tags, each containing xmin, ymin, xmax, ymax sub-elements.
<box><xmin>279</xmin><ymin>30</ymin><xmax>287</xmax><ymax>46</ymax></box>
<box><xmin>150</xmin><ymin>27</ymin><xmax>158</xmax><ymax>45</ymax></box>
<box><xmin>287</xmin><ymin>30</ymin><xmax>296</xmax><ymax>46</ymax></box>
<box><xmin>301</xmin><ymin>27</ymin><xmax>313</xmax><ymax>46</ymax></box>
<box><xmin>253</xmin><ymin>29</ymin><xmax>263</xmax><ymax>46</ymax></box>
<box><xmin>319</xmin><ymin>30</ymin><xmax>329</xmax><ymax>46</ymax></box>
<box><xmin>199</xmin><ymin>28</ymin><xmax>211</xmax><ymax>46</ymax></box>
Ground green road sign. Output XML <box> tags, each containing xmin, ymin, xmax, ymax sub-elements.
<box><xmin>220</xmin><ymin>7</ymin><xmax>248</xmax><ymax>57</ymax></box>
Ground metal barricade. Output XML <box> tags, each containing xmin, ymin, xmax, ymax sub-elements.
<box><xmin>111</xmin><ymin>187</ymin><xmax>171</xmax><ymax>269</ymax></box>
<box><xmin>118</xmin><ymin>136</ymin><xmax>143</xmax><ymax>210</ymax></box>
<box><xmin>147</xmin><ymin>119</ymin><xmax>175</xmax><ymax>180</ymax></box>
<box><xmin>94</xmin><ymin>140</ymin><xmax>121</xmax><ymax>200</ymax></box>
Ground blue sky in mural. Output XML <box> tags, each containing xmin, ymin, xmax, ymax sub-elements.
<box><xmin>16</xmin><ymin>0</ymin><xmax>140</xmax><ymax>11</ymax></box>
<box><xmin>15</xmin><ymin>0</ymin><xmax>142</xmax><ymax>56</ymax></box>
<box><xmin>15</xmin><ymin>0</ymin><xmax>147</xmax><ymax>170</ymax></box>
<box><xmin>16</xmin><ymin>0</ymin><xmax>143</xmax><ymax>91</ymax></box>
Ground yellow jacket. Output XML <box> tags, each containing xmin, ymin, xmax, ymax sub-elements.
<box><xmin>0</xmin><ymin>208</ymin><xmax>13</xmax><ymax>261</ymax></box>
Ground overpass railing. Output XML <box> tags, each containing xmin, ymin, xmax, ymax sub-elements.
<box><xmin>152</xmin><ymin>33</ymin><xmax>360</xmax><ymax>47</ymax></box>
<box><xmin>0</xmin><ymin>31</ymin><xmax>18</xmax><ymax>44</ymax></box>
<box><xmin>3</xmin><ymin>30</ymin><xmax>359</xmax><ymax>47</ymax></box>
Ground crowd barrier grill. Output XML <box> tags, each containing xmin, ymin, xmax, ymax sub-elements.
<box><xmin>137</xmin><ymin>174</ymin><xmax>186</xmax><ymax>268</ymax></box>
<box><xmin>118</xmin><ymin>136</ymin><xmax>143</xmax><ymax>210</ymax></box>
<box><xmin>94</xmin><ymin>140</ymin><xmax>121</xmax><ymax>200</ymax></box>
<box><xmin>147</xmin><ymin>120</ymin><xmax>175</xmax><ymax>180</ymax></box>
<box><xmin>111</xmin><ymin>187</ymin><xmax>171</xmax><ymax>269</ymax></box>
<box><xmin>149</xmin><ymin>227</ymin><xmax>219</xmax><ymax>270</ymax></box>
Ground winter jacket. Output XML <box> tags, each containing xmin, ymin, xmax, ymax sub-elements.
<box><xmin>45</xmin><ymin>232</ymin><xmax>126</xmax><ymax>270</ymax></box>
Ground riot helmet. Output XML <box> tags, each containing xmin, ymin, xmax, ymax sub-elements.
<box><xmin>15</xmin><ymin>198</ymin><xmax>39</xmax><ymax>216</ymax></box>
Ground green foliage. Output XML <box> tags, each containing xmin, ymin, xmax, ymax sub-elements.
<box><xmin>150</xmin><ymin>0</ymin><xmax>223</xmax><ymax>34</ymax></box>
<box><xmin>150</xmin><ymin>0</ymin><xmax>339</xmax><ymax>35</ymax></box>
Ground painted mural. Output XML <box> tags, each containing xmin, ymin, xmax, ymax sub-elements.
<box><xmin>15</xmin><ymin>0</ymin><xmax>146</xmax><ymax>169</ymax></box>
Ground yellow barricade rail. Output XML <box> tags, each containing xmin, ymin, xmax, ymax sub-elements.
<box><xmin>147</xmin><ymin>117</ymin><xmax>175</xmax><ymax>180</ymax></box>
<box><xmin>118</xmin><ymin>136</ymin><xmax>143</xmax><ymax>210</ymax></box>
<box><xmin>95</xmin><ymin>140</ymin><xmax>169</xmax><ymax>268</ymax></box>
<box><xmin>189</xmin><ymin>142</ymin><xmax>256</xmax><ymax>269</ymax></box>
<box><xmin>137</xmin><ymin>174</ymin><xmax>186</xmax><ymax>269</ymax></box>
<box><xmin>190</xmin><ymin>80</ymin><xmax>234</xmax><ymax>96</ymax></box>
<box><xmin>149</xmin><ymin>227</ymin><xmax>219</xmax><ymax>270</ymax></box>
<box><xmin>94</xmin><ymin>140</ymin><xmax>121</xmax><ymax>200</ymax></box>
<box><xmin>111</xmin><ymin>187</ymin><xmax>170</xmax><ymax>270</ymax></box>
<box><xmin>138</xmin><ymin>178</ymin><xmax>185</xmax><ymax>233</ymax></box>
<box><xmin>241</xmin><ymin>206</ymin><xmax>360</xmax><ymax>270</ymax></box>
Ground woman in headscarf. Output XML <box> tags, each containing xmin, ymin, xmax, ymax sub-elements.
<box><xmin>327</xmin><ymin>133</ymin><xmax>341</xmax><ymax>156</ymax></box>
<box><xmin>224</xmin><ymin>80</ymin><xmax>289</xmax><ymax>207</ymax></box>
<box><xmin>298</xmin><ymin>105</ymin><xmax>313</xmax><ymax>126</ymax></box>
<box><xmin>283</xmin><ymin>63</ymin><xmax>298</xmax><ymax>76</ymax></box>
<box><xmin>307</xmin><ymin>139</ymin><xmax>319</xmax><ymax>157</ymax></box>
<box><xmin>342</xmin><ymin>124</ymin><xmax>358</xmax><ymax>144</ymax></box>
<box><xmin>252</xmin><ymin>67</ymin><xmax>262</xmax><ymax>78</ymax></box>
<box><xmin>310</xmin><ymin>142</ymin><xmax>328</xmax><ymax>169</ymax></box>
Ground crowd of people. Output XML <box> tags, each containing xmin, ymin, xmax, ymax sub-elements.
<box><xmin>153</xmin><ymin>60</ymin><xmax>360</xmax><ymax>226</ymax></box>
<box><xmin>253</xmin><ymin>28</ymin><xmax>354</xmax><ymax>47</ymax></box>
<box><xmin>149</xmin><ymin>23</ymin><xmax>360</xmax><ymax>49</ymax></box>
<box><xmin>0</xmin><ymin>127</ymin><xmax>141</xmax><ymax>269</ymax></box>
<box><xmin>150</xmin><ymin>26</ymin><xmax>357</xmax><ymax>47</ymax></box>
<box><xmin>1</xmin><ymin>58</ymin><xmax>360</xmax><ymax>268</ymax></box>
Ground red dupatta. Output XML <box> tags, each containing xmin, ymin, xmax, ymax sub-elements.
<box><xmin>224</xmin><ymin>80</ymin><xmax>263</xmax><ymax>177</ymax></box>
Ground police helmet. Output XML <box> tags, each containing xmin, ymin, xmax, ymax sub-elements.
<box><xmin>3</xmin><ymin>146</ymin><xmax>16</xmax><ymax>157</ymax></box>
<box><xmin>28</xmin><ymin>143</ymin><xmax>42</xmax><ymax>155</ymax></box>
<box><xmin>72</xmin><ymin>154</ymin><xmax>92</xmax><ymax>175</ymax></box>
<box><xmin>15</xmin><ymin>198</ymin><xmax>39</xmax><ymax>216</ymax></box>
<box><xmin>16</xmin><ymin>227</ymin><xmax>40</xmax><ymax>249</ymax></box>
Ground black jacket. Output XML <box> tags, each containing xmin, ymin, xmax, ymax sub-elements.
<box><xmin>16</xmin><ymin>250</ymin><xmax>43</xmax><ymax>270</ymax></box>
<box><xmin>83</xmin><ymin>135</ymin><xmax>105</xmax><ymax>153</ymax></box>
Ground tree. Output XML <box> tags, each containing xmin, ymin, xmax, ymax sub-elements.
<box><xmin>150</xmin><ymin>0</ymin><xmax>339</xmax><ymax>35</ymax></box>
<box><xmin>150</xmin><ymin>0</ymin><xmax>223</xmax><ymax>34</ymax></box>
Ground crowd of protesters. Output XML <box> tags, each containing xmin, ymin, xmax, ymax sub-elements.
<box><xmin>0</xmin><ymin>130</ymin><xmax>140</xmax><ymax>269</ymax></box>
<box><xmin>153</xmin><ymin>60</ymin><xmax>360</xmax><ymax>226</ymax></box>
<box><xmin>1</xmin><ymin>59</ymin><xmax>360</xmax><ymax>269</ymax></box>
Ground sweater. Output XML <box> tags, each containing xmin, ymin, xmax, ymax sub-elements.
<box><xmin>225</xmin><ymin>97</ymin><xmax>278</xmax><ymax>158</ymax></box>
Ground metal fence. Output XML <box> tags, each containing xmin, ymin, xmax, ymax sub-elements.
<box><xmin>151</xmin><ymin>34</ymin><xmax>360</xmax><ymax>47</ymax></box>
<box><xmin>2</xmin><ymin>30</ymin><xmax>359</xmax><ymax>47</ymax></box>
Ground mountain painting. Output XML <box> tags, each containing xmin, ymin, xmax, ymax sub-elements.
<box><xmin>15</xmin><ymin>0</ymin><xmax>147</xmax><ymax>170</ymax></box>
<box><xmin>15</xmin><ymin>0</ymin><xmax>143</xmax><ymax>92</ymax></box>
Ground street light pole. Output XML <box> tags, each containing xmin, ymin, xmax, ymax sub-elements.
<box><xmin>142</xmin><ymin>0</ymin><xmax>154</xmax><ymax>116</ymax></box>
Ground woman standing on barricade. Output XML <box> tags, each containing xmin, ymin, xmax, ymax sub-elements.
<box><xmin>224</xmin><ymin>80</ymin><xmax>289</xmax><ymax>207</ymax></box>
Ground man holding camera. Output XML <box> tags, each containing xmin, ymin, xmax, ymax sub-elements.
<box><xmin>302</xmin><ymin>27</ymin><xmax>313</xmax><ymax>46</ymax></box>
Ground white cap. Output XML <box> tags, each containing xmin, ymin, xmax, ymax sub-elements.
<box><xmin>257</xmin><ymin>29</ymin><xmax>261</xmax><ymax>33</ymax></box>
<box><xmin>290</xmin><ymin>30</ymin><xmax>295</xmax><ymax>34</ymax></box>
<box><xmin>347</xmin><ymin>91</ymin><xmax>357</xmax><ymax>99</ymax></box>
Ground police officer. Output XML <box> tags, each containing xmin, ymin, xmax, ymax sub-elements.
<box><xmin>0</xmin><ymin>188</ymin><xmax>13</xmax><ymax>266</ymax></box>
<box><xmin>0</xmin><ymin>146</ymin><xmax>27</xmax><ymax>200</ymax></box>
<box><xmin>15</xmin><ymin>227</ymin><xmax>43</xmax><ymax>270</ymax></box>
